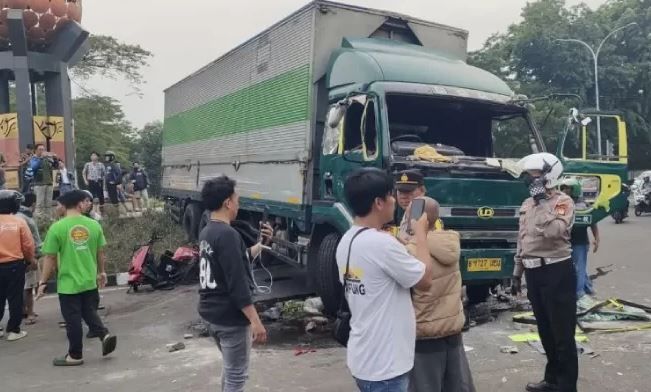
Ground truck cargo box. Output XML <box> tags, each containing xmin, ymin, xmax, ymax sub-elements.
<box><xmin>162</xmin><ymin>0</ymin><xmax>468</xmax><ymax>205</ymax></box>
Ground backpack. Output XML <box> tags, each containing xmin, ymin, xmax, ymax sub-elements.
<box><xmin>24</xmin><ymin>156</ymin><xmax>42</xmax><ymax>181</ymax></box>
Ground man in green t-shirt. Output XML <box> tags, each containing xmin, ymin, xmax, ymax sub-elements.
<box><xmin>36</xmin><ymin>190</ymin><xmax>117</xmax><ymax>366</ymax></box>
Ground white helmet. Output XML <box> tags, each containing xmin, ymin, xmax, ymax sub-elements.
<box><xmin>518</xmin><ymin>152</ymin><xmax>564</xmax><ymax>189</ymax></box>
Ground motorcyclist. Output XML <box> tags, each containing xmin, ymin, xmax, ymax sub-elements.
<box><xmin>642</xmin><ymin>177</ymin><xmax>651</xmax><ymax>200</ymax></box>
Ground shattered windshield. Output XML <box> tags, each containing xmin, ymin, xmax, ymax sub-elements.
<box><xmin>386</xmin><ymin>94</ymin><xmax>538</xmax><ymax>160</ymax></box>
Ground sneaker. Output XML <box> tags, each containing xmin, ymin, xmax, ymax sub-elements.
<box><xmin>102</xmin><ymin>334</ymin><xmax>117</xmax><ymax>356</ymax></box>
<box><xmin>7</xmin><ymin>331</ymin><xmax>28</xmax><ymax>341</ymax></box>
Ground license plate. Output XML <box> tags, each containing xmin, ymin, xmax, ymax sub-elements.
<box><xmin>467</xmin><ymin>258</ymin><xmax>502</xmax><ymax>272</ymax></box>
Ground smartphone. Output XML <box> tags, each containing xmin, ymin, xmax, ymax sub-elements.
<box><xmin>410</xmin><ymin>198</ymin><xmax>426</xmax><ymax>221</ymax></box>
<box><xmin>259</xmin><ymin>208</ymin><xmax>270</xmax><ymax>244</ymax></box>
<box><xmin>407</xmin><ymin>198</ymin><xmax>426</xmax><ymax>234</ymax></box>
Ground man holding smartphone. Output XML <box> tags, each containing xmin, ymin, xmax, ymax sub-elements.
<box><xmin>337</xmin><ymin>168</ymin><xmax>433</xmax><ymax>391</ymax></box>
<box><xmin>198</xmin><ymin>176</ymin><xmax>267</xmax><ymax>392</ymax></box>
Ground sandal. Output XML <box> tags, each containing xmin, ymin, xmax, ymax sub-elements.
<box><xmin>53</xmin><ymin>355</ymin><xmax>84</xmax><ymax>367</ymax></box>
<box><xmin>25</xmin><ymin>317</ymin><xmax>37</xmax><ymax>325</ymax></box>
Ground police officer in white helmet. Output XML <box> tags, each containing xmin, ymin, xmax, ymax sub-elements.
<box><xmin>511</xmin><ymin>153</ymin><xmax>578</xmax><ymax>392</ymax></box>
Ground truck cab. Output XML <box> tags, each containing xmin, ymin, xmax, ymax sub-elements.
<box><xmin>315</xmin><ymin>38</ymin><xmax>542</xmax><ymax>305</ymax></box>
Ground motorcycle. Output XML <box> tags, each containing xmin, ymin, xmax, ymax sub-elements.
<box><xmin>127</xmin><ymin>233</ymin><xmax>200</xmax><ymax>292</ymax></box>
<box><xmin>611</xmin><ymin>184</ymin><xmax>630</xmax><ymax>224</ymax></box>
<box><xmin>634</xmin><ymin>191</ymin><xmax>651</xmax><ymax>217</ymax></box>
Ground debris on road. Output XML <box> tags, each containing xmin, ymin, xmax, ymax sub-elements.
<box><xmin>261</xmin><ymin>306</ymin><xmax>281</xmax><ymax>321</ymax></box>
<box><xmin>187</xmin><ymin>319</ymin><xmax>210</xmax><ymax>337</ymax></box>
<box><xmin>589</xmin><ymin>264</ymin><xmax>615</xmax><ymax>281</ymax></box>
<box><xmin>303</xmin><ymin>297</ymin><xmax>324</xmax><ymax>315</ymax></box>
<box><xmin>305</xmin><ymin>321</ymin><xmax>317</xmax><ymax>333</ymax></box>
<box><xmin>294</xmin><ymin>347</ymin><xmax>317</xmax><ymax>356</ymax></box>
<box><xmin>464</xmin><ymin>345</ymin><xmax>474</xmax><ymax>352</ymax></box>
<box><xmin>168</xmin><ymin>342</ymin><xmax>186</xmax><ymax>352</ymax></box>
<box><xmin>183</xmin><ymin>333</ymin><xmax>194</xmax><ymax>339</ymax></box>
<box><xmin>500</xmin><ymin>345</ymin><xmax>519</xmax><ymax>354</ymax></box>
<box><xmin>282</xmin><ymin>300</ymin><xmax>307</xmax><ymax>320</ymax></box>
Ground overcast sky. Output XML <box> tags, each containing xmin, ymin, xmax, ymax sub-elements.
<box><xmin>80</xmin><ymin>0</ymin><xmax>606</xmax><ymax>128</ymax></box>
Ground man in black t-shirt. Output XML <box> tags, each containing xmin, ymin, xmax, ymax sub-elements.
<box><xmin>198</xmin><ymin>176</ymin><xmax>267</xmax><ymax>392</ymax></box>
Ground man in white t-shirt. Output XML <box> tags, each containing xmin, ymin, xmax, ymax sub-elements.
<box><xmin>336</xmin><ymin>168</ymin><xmax>434</xmax><ymax>391</ymax></box>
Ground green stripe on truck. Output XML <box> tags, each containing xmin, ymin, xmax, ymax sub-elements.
<box><xmin>163</xmin><ymin>64</ymin><xmax>311</xmax><ymax>146</ymax></box>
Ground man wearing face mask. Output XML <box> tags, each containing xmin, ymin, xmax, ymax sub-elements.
<box><xmin>511</xmin><ymin>153</ymin><xmax>577</xmax><ymax>392</ymax></box>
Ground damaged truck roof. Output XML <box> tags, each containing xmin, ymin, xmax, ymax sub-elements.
<box><xmin>327</xmin><ymin>37</ymin><xmax>514</xmax><ymax>97</ymax></box>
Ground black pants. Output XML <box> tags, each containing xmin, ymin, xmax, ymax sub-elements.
<box><xmin>59</xmin><ymin>289</ymin><xmax>109</xmax><ymax>359</ymax></box>
<box><xmin>0</xmin><ymin>261</ymin><xmax>26</xmax><ymax>333</ymax></box>
<box><xmin>88</xmin><ymin>180</ymin><xmax>105</xmax><ymax>206</ymax></box>
<box><xmin>410</xmin><ymin>334</ymin><xmax>476</xmax><ymax>392</ymax></box>
<box><xmin>107</xmin><ymin>183</ymin><xmax>119</xmax><ymax>205</ymax></box>
<box><xmin>525</xmin><ymin>259</ymin><xmax>578</xmax><ymax>392</ymax></box>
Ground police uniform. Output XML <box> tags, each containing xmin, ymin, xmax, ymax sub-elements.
<box><xmin>393</xmin><ymin>170</ymin><xmax>444</xmax><ymax>242</ymax></box>
<box><xmin>514</xmin><ymin>190</ymin><xmax>578</xmax><ymax>392</ymax></box>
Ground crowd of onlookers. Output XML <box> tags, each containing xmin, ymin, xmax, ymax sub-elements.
<box><xmin>2</xmin><ymin>144</ymin><xmax>151</xmax><ymax>220</ymax></box>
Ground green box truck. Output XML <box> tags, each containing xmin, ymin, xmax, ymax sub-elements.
<box><xmin>161</xmin><ymin>1</ymin><xmax>628</xmax><ymax>313</ymax></box>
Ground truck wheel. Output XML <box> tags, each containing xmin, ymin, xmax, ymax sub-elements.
<box><xmin>466</xmin><ymin>284</ymin><xmax>490</xmax><ymax>306</ymax></box>
<box><xmin>199</xmin><ymin>210</ymin><xmax>210</xmax><ymax>234</ymax></box>
<box><xmin>183</xmin><ymin>203</ymin><xmax>203</xmax><ymax>242</ymax></box>
<box><xmin>315</xmin><ymin>233</ymin><xmax>342</xmax><ymax>316</ymax></box>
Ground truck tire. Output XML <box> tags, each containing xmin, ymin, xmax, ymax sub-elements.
<box><xmin>315</xmin><ymin>232</ymin><xmax>342</xmax><ymax>316</ymax></box>
<box><xmin>466</xmin><ymin>284</ymin><xmax>490</xmax><ymax>306</ymax></box>
<box><xmin>183</xmin><ymin>203</ymin><xmax>203</xmax><ymax>242</ymax></box>
<box><xmin>199</xmin><ymin>210</ymin><xmax>210</xmax><ymax>234</ymax></box>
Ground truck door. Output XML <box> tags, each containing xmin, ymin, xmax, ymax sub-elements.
<box><xmin>320</xmin><ymin>95</ymin><xmax>382</xmax><ymax>201</ymax></box>
<box><xmin>556</xmin><ymin>110</ymin><xmax>628</xmax><ymax>224</ymax></box>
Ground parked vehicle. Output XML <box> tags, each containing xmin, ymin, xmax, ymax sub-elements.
<box><xmin>161</xmin><ymin>1</ymin><xmax>628</xmax><ymax>313</ymax></box>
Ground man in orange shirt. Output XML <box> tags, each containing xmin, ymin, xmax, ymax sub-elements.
<box><xmin>0</xmin><ymin>190</ymin><xmax>36</xmax><ymax>341</ymax></box>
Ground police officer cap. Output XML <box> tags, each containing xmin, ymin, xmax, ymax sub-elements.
<box><xmin>105</xmin><ymin>150</ymin><xmax>116</xmax><ymax>156</ymax></box>
<box><xmin>395</xmin><ymin>169</ymin><xmax>424</xmax><ymax>192</ymax></box>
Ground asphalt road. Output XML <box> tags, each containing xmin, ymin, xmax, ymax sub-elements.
<box><xmin>1</xmin><ymin>212</ymin><xmax>650</xmax><ymax>391</ymax></box>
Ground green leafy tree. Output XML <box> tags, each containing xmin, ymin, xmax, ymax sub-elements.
<box><xmin>73</xmin><ymin>95</ymin><xmax>134</xmax><ymax>177</ymax></box>
<box><xmin>469</xmin><ymin>0</ymin><xmax>651</xmax><ymax>169</ymax></box>
<box><xmin>72</xmin><ymin>35</ymin><xmax>153</xmax><ymax>91</ymax></box>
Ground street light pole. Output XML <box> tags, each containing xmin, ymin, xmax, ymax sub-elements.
<box><xmin>555</xmin><ymin>22</ymin><xmax>638</xmax><ymax>158</ymax></box>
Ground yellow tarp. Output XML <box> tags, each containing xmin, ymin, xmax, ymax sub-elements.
<box><xmin>412</xmin><ymin>145</ymin><xmax>452</xmax><ymax>163</ymax></box>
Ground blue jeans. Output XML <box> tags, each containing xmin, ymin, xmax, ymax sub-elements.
<box><xmin>355</xmin><ymin>373</ymin><xmax>410</xmax><ymax>392</ymax></box>
<box><xmin>572</xmin><ymin>244</ymin><xmax>593</xmax><ymax>297</ymax></box>
<box><xmin>208</xmin><ymin>324</ymin><xmax>251</xmax><ymax>392</ymax></box>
